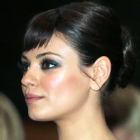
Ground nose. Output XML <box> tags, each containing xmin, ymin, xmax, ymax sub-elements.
<box><xmin>21</xmin><ymin>69</ymin><xmax>39</xmax><ymax>88</ymax></box>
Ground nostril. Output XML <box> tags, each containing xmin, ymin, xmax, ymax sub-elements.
<box><xmin>21</xmin><ymin>76</ymin><xmax>39</xmax><ymax>87</ymax></box>
<box><xmin>27</xmin><ymin>82</ymin><xmax>35</xmax><ymax>87</ymax></box>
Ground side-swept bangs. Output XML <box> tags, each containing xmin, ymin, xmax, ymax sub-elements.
<box><xmin>23</xmin><ymin>9</ymin><xmax>59</xmax><ymax>52</ymax></box>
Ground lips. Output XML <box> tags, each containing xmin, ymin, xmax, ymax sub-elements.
<box><xmin>25</xmin><ymin>93</ymin><xmax>44</xmax><ymax>104</ymax></box>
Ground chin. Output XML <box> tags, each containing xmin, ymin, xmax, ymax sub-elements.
<box><xmin>28</xmin><ymin>112</ymin><xmax>46</xmax><ymax>121</ymax></box>
<box><xmin>28</xmin><ymin>109</ymin><xmax>57</xmax><ymax>122</ymax></box>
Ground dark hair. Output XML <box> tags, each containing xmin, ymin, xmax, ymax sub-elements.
<box><xmin>23</xmin><ymin>1</ymin><xmax>136</xmax><ymax>99</ymax></box>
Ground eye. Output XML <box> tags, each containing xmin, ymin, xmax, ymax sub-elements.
<box><xmin>18</xmin><ymin>61</ymin><xmax>30</xmax><ymax>73</ymax></box>
<box><xmin>41</xmin><ymin>59</ymin><xmax>60</xmax><ymax>70</ymax></box>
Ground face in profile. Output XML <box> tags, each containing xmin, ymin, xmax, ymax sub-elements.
<box><xmin>21</xmin><ymin>35</ymin><xmax>91</xmax><ymax>122</ymax></box>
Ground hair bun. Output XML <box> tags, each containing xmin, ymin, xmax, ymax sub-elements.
<box><xmin>117</xmin><ymin>26</ymin><xmax>136</xmax><ymax>88</ymax></box>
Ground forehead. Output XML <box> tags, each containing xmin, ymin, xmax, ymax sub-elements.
<box><xmin>22</xmin><ymin>35</ymin><xmax>78</xmax><ymax>60</ymax></box>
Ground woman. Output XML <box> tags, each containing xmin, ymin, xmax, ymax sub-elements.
<box><xmin>20</xmin><ymin>1</ymin><xmax>136</xmax><ymax>140</ymax></box>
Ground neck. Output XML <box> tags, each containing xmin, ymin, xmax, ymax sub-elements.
<box><xmin>55</xmin><ymin>101</ymin><xmax>117</xmax><ymax>140</ymax></box>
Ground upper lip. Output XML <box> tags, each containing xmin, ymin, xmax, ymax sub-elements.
<box><xmin>25</xmin><ymin>93</ymin><xmax>44</xmax><ymax>99</ymax></box>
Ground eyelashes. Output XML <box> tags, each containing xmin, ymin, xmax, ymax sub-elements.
<box><xmin>41</xmin><ymin>59</ymin><xmax>61</xmax><ymax>70</ymax></box>
<box><xmin>18</xmin><ymin>58</ymin><xmax>61</xmax><ymax>73</ymax></box>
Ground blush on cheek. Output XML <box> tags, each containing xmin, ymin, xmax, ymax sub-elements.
<box><xmin>50</xmin><ymin>76</ymin><xmax>63</xmax><ymax>88</ymax></box>
<box><xmin>42</xmin><ymin>71</ymin><xmax>81</xmax><ymax>91</ymax></box>
<box><xmin>48</xmin><ymin>72</ymin><xmax>81</xmax><ymax>89</ymax></box>
<box><xmin>49</xmin><ymin>73</ymin><xmax>82</xmax><ymax>93</ymax></box>
<box><xmin>41</xmin><ymin>69</ymin><xmax>85</xmax><ymax>98</ymax></box>
<box><xmin>42</xmin><ymin>72</ymin><xmax>65</xmax><ymax>89</ymax></box>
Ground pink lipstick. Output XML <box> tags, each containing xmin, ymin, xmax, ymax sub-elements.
<box><xmin>25</xmin><ymin>93</ymin><xmax>44</xmax><ymax>104</ymax></box>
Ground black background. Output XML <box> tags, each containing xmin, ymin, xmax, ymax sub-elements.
<box><xmin>0</xmin><ymin>0</ymin><xmax>140</xmax><ymax>117</ymax></box>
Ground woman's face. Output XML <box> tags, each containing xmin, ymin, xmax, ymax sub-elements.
<box><xmin>21</xmin><ymin>35</ymin><xmax>91</xmax><ymax>121</ymax></box>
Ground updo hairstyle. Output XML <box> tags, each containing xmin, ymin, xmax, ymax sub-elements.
<box><xmin>23</xmin><ymin>1</ymin><xmax>136</xmax><ymax>99</ymax></box>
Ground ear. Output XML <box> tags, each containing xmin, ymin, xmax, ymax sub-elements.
<box><xmin>89</xmin><ymin>56</ymin><xmax>111</xmax><ymax>90</ymax></box>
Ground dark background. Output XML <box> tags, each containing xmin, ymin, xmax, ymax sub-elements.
<box><xmin>0</xmin><ymin>0</ymin><xmax>140</xmax><ymax>117</ymax></box>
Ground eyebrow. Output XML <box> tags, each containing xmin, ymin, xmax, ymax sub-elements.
<box><xmin>36</xmin><ymin>52</ymin><xmax>63</xmax><ymax>59</ymax></box>
<box><xmin>21</xmin><ymin>55</ymin><xmax>28</xmax><ymax>61</ymax></box>
<box><xmin>21</xmin><ymin>52</ymin><xmax>63</xmax><ymax>60</ymax></box>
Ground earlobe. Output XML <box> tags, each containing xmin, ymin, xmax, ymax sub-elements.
<box><xmin>90</xmin><ymin>56</ymin><xmax>111</xmax><ymax>90</ymax></box>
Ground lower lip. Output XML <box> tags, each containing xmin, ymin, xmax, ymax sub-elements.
<box><xmin>26</xmin><ymin>97</ymin><xmax>44</xmax><ymax>104</ymax></box>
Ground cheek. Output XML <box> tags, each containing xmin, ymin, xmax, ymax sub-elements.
<box><xmin>41</xmin><ymin>71</ymin><xmax>65</xmax><ymax>90</ymax></box>
<box><xmin>40</xmin><ymin>70</ymin><xmax>84</xmax><ymax>97</ymax></box>
<box><xmin>38</xmin><ymin>70</ymin><xmax>90</xmax><ymax>119</ymax></box>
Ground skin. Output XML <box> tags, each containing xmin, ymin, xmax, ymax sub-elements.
<box><xmin>21</xmin><ymin>34</ymin><xmax>118</xmax><ymax>140</ymax></box>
